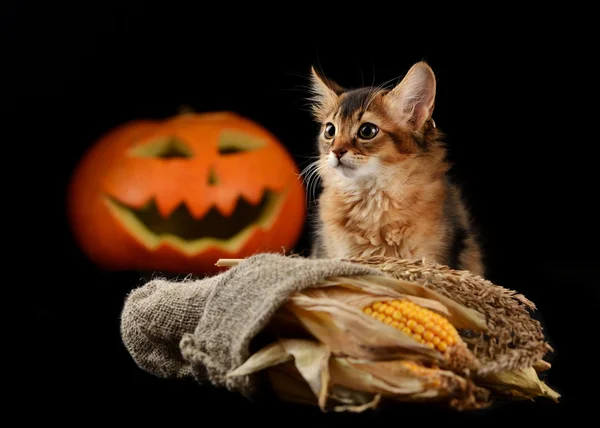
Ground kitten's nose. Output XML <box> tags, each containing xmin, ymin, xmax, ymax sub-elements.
<box><xmin>332</xmin><ymin>148</ymin><xmax>347</xmax><ymax>159</ymax></box>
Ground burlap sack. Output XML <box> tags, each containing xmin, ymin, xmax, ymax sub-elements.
<box><xmin>120</xmin><ymin>253</ymin><xmax>384</xmax><ymax>399</ymax></box>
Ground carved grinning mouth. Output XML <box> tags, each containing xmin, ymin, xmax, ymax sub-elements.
<box><xmin>104</xmin><ymin>190</ymin><xmax>286</xmax><ymax>255</ymax></box>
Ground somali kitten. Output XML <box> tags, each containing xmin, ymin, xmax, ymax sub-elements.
<box><xmin>306</xmin><ymin>61</ymin><xmax>484</xmax><ymax>277</ymax></box>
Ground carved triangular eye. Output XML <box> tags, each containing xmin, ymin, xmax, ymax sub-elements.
<box><xmin>129</xmin><ymin>137</ymin><xmax>193</xmax><ymax>159</ymax></box>
<box><xmin>218</xmin><ymin>131</ymin><xmax>265</xmax><ymax>155</ymax></box>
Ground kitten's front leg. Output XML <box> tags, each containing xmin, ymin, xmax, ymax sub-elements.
<box><xmin>310</xmin><ymin>238</ymin><xmax>325</xmax><ymax>259</ymax></box>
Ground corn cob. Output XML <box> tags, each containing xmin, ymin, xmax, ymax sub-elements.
<box><xmin>363</xmin><ymin>299</ymin><xmax>460</xmax><ymax>353</ymax></box>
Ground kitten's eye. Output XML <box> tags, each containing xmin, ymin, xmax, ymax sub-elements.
<box><xmin>358</xmin><ymin>123</ymin><xmax>379</xmax><ymax>140</ymax></box>
<box><xmin>324</xmin><ymin>123</ymin><xmax>336</xmax><ymax>140</ymax></box>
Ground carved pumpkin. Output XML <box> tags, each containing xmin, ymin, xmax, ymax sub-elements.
<box><xmin>67</xmin><ymin>111</ymin><xmax>306</xmax><ymax>275</ymax></box>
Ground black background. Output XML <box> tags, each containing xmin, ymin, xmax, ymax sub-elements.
<box><xmin>6</xmin><ymin>2</ymin><xmax>598</xmax><ymax>425</ymax></box>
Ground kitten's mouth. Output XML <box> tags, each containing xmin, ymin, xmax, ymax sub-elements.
<box><xmin>327</xmin><ymin>154</ymin><xmax>359</xmax><ymax>174</ymax></box>
<box><xmin>338</xmin><ymin>160</ymin><xmax>359</xmax><ymax>172</ymax></box>
<box><xmin>337</xmin><ymin>159</ymin><xmax>356</xmax><ymax>170</ymax></box>
<box><xmin>336</xmin><ymin>163</ymin><xmax>360</xmax><ymax>179</ymax></box>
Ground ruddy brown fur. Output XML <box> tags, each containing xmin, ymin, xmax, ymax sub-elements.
<box><xmin>307</xmin><ymin>62</ymin><xmax>484</xmax><ymax>277</ymax></box>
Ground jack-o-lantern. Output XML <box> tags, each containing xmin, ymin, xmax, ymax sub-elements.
<box><xmin>67</xmin><ymin>111</ymin><xmax>306</xmax><ymax>275</ymax></box>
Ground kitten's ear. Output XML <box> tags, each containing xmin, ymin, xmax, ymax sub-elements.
<box><xmin>309</xmin><ymin>66</ymin><xmax>344</xmax><ymax>121</ymax></box>
<box><xmin>385</xmin><ymin>62</ymin><xmax>436</xmax><ymax>131</ymax></box>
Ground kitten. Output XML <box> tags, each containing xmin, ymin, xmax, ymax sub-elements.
<box><xmin>307</xmin><ymin>61</ymin><xmax>484</xmax><ymax>277</ymax></box>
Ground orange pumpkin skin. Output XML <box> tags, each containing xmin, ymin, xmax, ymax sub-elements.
<box><xmin>67</xmin><ymin>112</ymin><xmax>306</xmax><ymax>275</ymax></box>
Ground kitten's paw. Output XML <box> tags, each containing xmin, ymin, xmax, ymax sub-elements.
<box><xmin>385</xmin><ymin>229</ymin><xmax>403</xmax><ymax>246</ymax></box>
<box><xmin>353</xmin><ymin>235</ymin><xmax>370</xmax><ymax>245</ymax></box>
<box><xmin>369</xmin><ymin>235</ymin><xmax>382</xmax><ymax>246</ymax></box>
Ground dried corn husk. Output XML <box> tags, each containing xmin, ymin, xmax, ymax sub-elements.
<box><xmin>218</xmin><ymin>257</ymin><xmax>560</xmax><ymax>411</ymax></box>
<box><xmin>228</xmin><ymin>338</ymin><xmax>489</xmax><ymax>411</ymax></box>
<box><xmin>479</xmin><ymin>366</ymin><xmax>561</xmax><ymax>401</ymax></box>
<box><xmin>343</xmin><ymin>257</ymin><xmax>552</xmax><ymax>375</ymax></box>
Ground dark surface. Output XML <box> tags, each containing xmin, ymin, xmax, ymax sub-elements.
<box><xmin>6</xmin><ymin>3</ymin><xmax>597</xmax><ymax>425</ymax></box>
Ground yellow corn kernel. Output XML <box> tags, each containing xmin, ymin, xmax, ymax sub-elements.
<box><xmin>363</xmin><ymin>298</ymin><xmax>460</xmax><ymax>353</ymax></box>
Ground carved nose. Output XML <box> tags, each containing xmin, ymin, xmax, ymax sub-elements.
<box><xmin>332</xmin><ymin>148</ymin><xmax>347</xmax><ymax>159</ymax></box>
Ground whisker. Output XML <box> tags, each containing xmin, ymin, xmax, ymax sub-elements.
<box><xmin>296</xmin><ymin>154</ymin><xmax>321</xmax><ymax>160</ymax></box>
<box><xmin>309</xmin><ymin>162</ymin><xmax>328</xmax><ymax>205</ymax></box>
<box><xmin>359</xmin><ymin>63</ymin><xmax>377</xmax><ymax>111</ymax></box>
<box><xmin>362</xmin><ymin>153</ymin><xmax>384</xmax><ymax>160</ymax></box>
<box><xmin>299</xmin><ymin>159</ymin><xmax>321</xmax><ymax>175</ymax></box>
<box><xmin>298</xmin><ymin>159</ymin><xmax>328</xmax><ymax>207</ymax></box>
<box><xmin>298</xmin><ymin>162</ymin><xmax>318</xmax><ymax>182</ymax></box>
<box><xmin>371</xmin><ymin>62</ymin><xmax>376</xmax><ymax>88</ymax></box>
<box><xmin>363</xmin><ymin>74</ymin><xmax>400</xmax><ymax>112</ymax></box>
<box><xmin>302</xmin><ymin>170</ymin><xmax>318</xmax><ymax>208</ymax></box>
<box><xmin>296</xmin><ymin>155</ymin><xmax>322</xmax><ymax>169</ymax></box>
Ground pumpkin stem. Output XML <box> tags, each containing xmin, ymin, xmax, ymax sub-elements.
<box><xmin>177</xmin><ymin>104</ymin><xmax>195</xmax><ymax>115</ymax></box>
